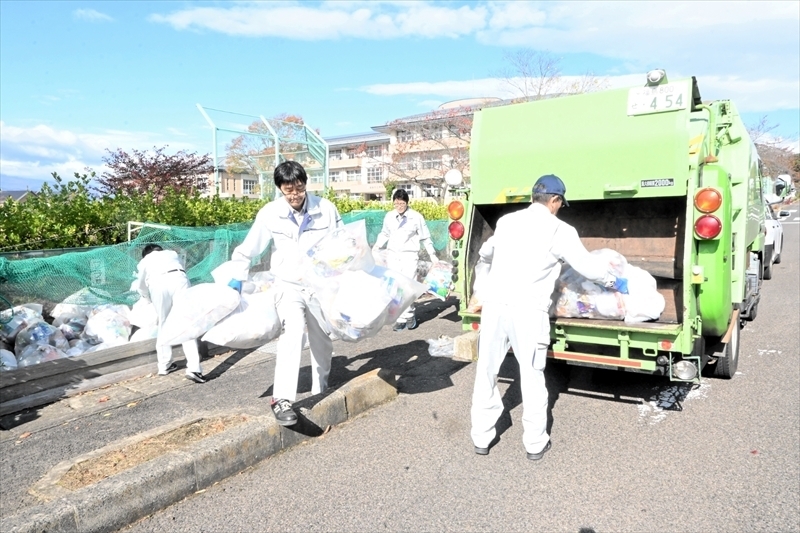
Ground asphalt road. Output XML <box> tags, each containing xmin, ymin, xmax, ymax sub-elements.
<box><xmin>115</xmin><ymin>218</ymin><xmax>798</xmax><ymax>532</ymax></box>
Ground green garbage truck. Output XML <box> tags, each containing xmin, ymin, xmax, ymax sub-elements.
<box><xmin>446</xmin><ymin>71</ymin><xmax>767</xmax><ymax>382</ymax></box>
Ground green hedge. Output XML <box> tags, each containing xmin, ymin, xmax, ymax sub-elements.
<box><xmin>1</xmin><ymin>174</ymin><xmax>447</xmax><ymax>253</ymax></box>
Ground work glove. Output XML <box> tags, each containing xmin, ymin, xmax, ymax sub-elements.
<box><xmin>227</xmin><ymin>279</ymin><xmax>243</xmax><ymax>293</ymax></box>
<box><xmin>605</xmin><ymin>276</ymin><xmax>629</xmax><ymax>295</ymax></box>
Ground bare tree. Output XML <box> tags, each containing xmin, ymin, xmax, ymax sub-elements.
<box><xmin>499</xmin><ymin>49</ymin><xmax>608</xmax><ymax>101</ymax></box>
<box><xmin>363</xmin><ymin>106</ymin><xmax>474</xmax><ymax>198</ymax></box>
<box><xmin>748</xmin><ymin>116</ymin><xmax>799</xmax><ymax>186</ymax></box>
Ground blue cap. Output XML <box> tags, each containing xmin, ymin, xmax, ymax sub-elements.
<box><xmin>533</xmin><ymin>174</ymin><xmax>569</xmax><ymax>206</ymax></box>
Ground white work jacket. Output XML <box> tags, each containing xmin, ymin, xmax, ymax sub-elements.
<box><xmin>230</xmin><ymin>193</ymin><xmax>342</xmax><ymax>283</ymax></box>
<box><xmin>481</xmin><ymin>202</ymin><xmax>609</xmax><ymax>312</ymax></box>
<box><xmin>374</xmin><ymin>207</ymin><xmax>437</xmax><ymax>258</ymax></box>
<box><xmin>131</xmin><ymin>250</ymin><xmax>186</xmax><ymax>301</ymax></box>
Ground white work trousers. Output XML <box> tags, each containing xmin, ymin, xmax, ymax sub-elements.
<box><xmin>150</xmin><ymin>273</ymin><xmax>201</xmax><ymax>374</ymax></box>
<box><xmin>272</xmin><ymin>285</ymin><xmax>333</xmax><ymax>402</ymax></box>
<box><xmin>387</xmin><ymin>251</ymin><xmax>419</xmax><ymax>323</ymax></box>
<box><xmin>471</xmin><ymin>301</ymin><xmax>550</xmax><ymax>454</ymax></box>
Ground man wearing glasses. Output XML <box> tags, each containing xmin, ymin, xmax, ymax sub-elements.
<box><xmin>228</xmin><ymin>160</ymin><xmax>342</xmax><ymax>426</ymax></box>
<box><xmin>372</xmin><ymin>188</ymin><xmax>439</xmax><ymax>331</ymax></box>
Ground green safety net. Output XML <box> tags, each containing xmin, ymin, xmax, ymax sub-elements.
<box><xmin>0</xmin><ymin>211</ymin><xmax>448</xmax><ymax>313</ymax></box>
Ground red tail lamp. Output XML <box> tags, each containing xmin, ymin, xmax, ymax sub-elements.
<box><xmin>447</xmin><ymin>200</ymin><xmax>465</xmax><ymax>220</ymax></box>
<box><xmin>449</xmin><ymin>221</ymin><xmax>465</xmax><ymax>240</ymax></box>
<box><xmin>694</xmin><ymin>188</ymin><xmax>722</xmax><ymax>213</ymax></box>
<box><xmin>694</xmin><ymin>215</ymin><xmax>722</xmax><ymax>239</ymax></box>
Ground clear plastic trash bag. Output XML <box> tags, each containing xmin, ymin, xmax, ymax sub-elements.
<box><xmin>158</xmin><ymin>283</ymin><xmax>240</xmax><ymax>346</ymax></box>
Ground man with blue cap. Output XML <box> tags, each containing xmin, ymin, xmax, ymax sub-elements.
<box><xmin>470</xmin><ymin>174</ymin><xmax>627</xmax><ymax>461</ymax></box>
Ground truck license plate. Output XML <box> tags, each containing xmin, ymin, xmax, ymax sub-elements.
<box><xmin>627</xmin><ymin>82</ymin><xmax>689</xmax><ymax>116</ymax></box>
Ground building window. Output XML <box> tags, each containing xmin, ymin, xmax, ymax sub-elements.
<box><xmin>329</xmin><ymin>170</ymin><xmax>342</xmax><ymax>182</ymax></box>
<box><xmin>420</xmin><ymin>152</ymin><xmax>442</xmax><ymax>170</ymax></box>
<box><xmin>329</xmin><ymin>149</ymin><xmax>343</xmax><ymax>161</ymax></box>
<box><xmin>366</xmin><ymin>145</ymin><xmax>383</xmax><ymax>158</ymax></box>
<box><xmin>308</xmin><ymin>171</ymin><xmax>324</xmax><ymax>184</ymax></box>
<box><xmin>397</xmin><ymin>130</ymin><xmax>414</xmax><ymax>143</ymax></box>
<box><xmin>347</xmin><ymin>148</ymin><xmax>361</xmax><ymax>159</ymax></box>
<box><xmin>349</xmin><ymin>193</ymin><xmax>363</xmax><ymax>200</ymax></box>
<box><xmin>397</xmin><ymin>183</ymin><xmax>414</xmax><ymax>197</ymax></box>
<box><xmin>367</xmin><ymin>166</ymin><xmax>384</xmax><ymax>183</ymax></box>
<box><xmin>422</xmin><ymin>184</ymin><xmax>441</xmax><ymax>197</ymax></box>
<box><xmin>243</xmin><ymin>179</ymin><xmax>257</xmax><ymax>195</ymax></box>
<box><xmin>346</xmin><ymin>169</ymin><xmax>361</xmax><ymax>182</ymax></box>
<box><xmin>397</xmin><ymin>154</ymin><xmax>418</xmax><ymax>171</ymax></box>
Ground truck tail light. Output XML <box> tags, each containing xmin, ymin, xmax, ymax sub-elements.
<box><xmin>695</xmin><ymin>215</ymin><xmax>722</xmax><ymax>239</ymax></box>
<box><xmin>449</xmin><ymin>221</ymin><xmax>465</xmax><ymax>240</ymax></box>
<box><xmin>447</xmin><ymin>200</ymin><xmax>464</xmax><ymax>220</ymax></box>
<box><xmin>694</xmin><ymin>188</ymin><xmax>722</xmax><ymax>213</ymax></box>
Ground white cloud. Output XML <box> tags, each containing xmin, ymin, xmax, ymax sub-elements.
<box><xmin>0</xmin><ymin>121</ymin><xmax>198</xmax><ymax>181</ymax></box>
<box><xmin>73</xmin><ymin>9</ymin><xmax>113</xmax><ymax>22</ymax></box>
<box><xmin>361</xmin><ymin>72</ymin><xmax>800</xmax><ymax>114</ymax></box>
<box><xmin>149</xmin><ymin>1</ymin><xmax>486</xmax><ymax>39</ymax></box>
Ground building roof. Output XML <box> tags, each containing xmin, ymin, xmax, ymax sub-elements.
<box><xmin>0</xmin><ymin>190</ymin><xmax>35</xmax><ymax>202</ymax></box>
<box><xmin>324</xmin><ymin>131</ymin><xmax>390</xmax><ymax>147</ymax></box>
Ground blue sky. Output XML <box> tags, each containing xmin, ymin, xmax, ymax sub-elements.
<box><xmin>1</xmin><ymin>0</ymin><xmax>798</xmax><ymax>191</ymax></box>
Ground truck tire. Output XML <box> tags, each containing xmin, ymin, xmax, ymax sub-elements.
<box><xmin>711</xmin><ymin>319</ymin><xmax>740</xmax><ymax>379</ymax></box>
<box><xmin>763</xmin><ymin>245</ymin><xmax>773</xmax><ymax>280</ymax></box>
<box><xmin>774</xmin><ymin>244</ymin><xmax>782</xmax><ymax>264</ymax></box>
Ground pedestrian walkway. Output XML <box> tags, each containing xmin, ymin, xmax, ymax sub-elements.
<box><xmin>0</xmin><ymin>297</ymin><xmax>465</xmax><ymax>533</ymax></box>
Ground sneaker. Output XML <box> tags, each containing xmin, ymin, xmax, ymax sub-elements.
<box><xmin>157</xmin><ymin>362</ymin><xmax>178</xmax><ymax>376</ymax></box>
<box><xmin>406</xmin><ymin>316</ymin><xmax>418</xmax><ymax>330</ymax></box>
<box><xmin>474</xmin><ymin>446</ymin><xmax>489</xmax><ymax>456</ymax></box>
<box><xmin>185</xmin><ymin>372</ymin><xmax>206</xmax><ymax>384</ymax></box>
<box><xmin>526</xmin><ymin>441</ymin><xmax>552</xmax><ymax>461</ymax></box>
<box><xmin>270</xmin><ymin>398</ymin><xmax>298</xmax><ymax>426</ymax></box>
<box><xmin>392</xmin><ymin>322</ymin><xmax>407</xmax><ymax>332</ymax></box>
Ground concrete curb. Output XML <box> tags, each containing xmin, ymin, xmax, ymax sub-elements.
<box><xmin>1</xmin><ymin>368</ymin><xmax>397</xmax><ymax>533</ymax></box>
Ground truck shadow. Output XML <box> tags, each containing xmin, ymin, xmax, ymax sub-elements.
<box><xmin>492</xmin><ymin>355</ymin><xmax>701</xmax><ymax>441</ymax></box>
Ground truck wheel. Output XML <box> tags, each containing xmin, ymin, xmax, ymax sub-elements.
<box><xmin>763</xmin><ymin>245</ymin><xmax>773</xmax><ymax>280</ymax></box>
<box><xmin>774</xmin><ymin>244</ymin><xmax>782</xmax><ymax>264</ymax></box>
<box><xmin>711</xmin><ymin>319</ymin><xmax>740</xmax><ymax>379</ymax></box>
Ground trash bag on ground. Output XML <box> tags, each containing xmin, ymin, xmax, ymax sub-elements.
<box><xmin>1</xmin><ymin>305</ymin><xmax>44</xmax><ymax>344</ymax></box>
<box><xmin>0</xmin><ymin>348</ymin><xmax>18</xmax><ymax>371</ymax></box>
<box><xmin>58</xmin><ymin>315</ymin><xmax>88</xmax><ymax>341</ymax></box>
<box><xmin>427</xmin><ymin>336</ymin><xmax>454</xmax><ymax>357</ymax></box>
<box><xmin>202</xmin><ymin>290</ymin><xmax>281</xmax><ymax>349</ymax></box>
<box><xmin>14</xmin><ymin>321</ymin><xmax>70</xmax><ymax>358</ymax></box>
<box><xmin>17</xmin><ymin>344</ymin><xmax>68</xmax><ymax>367</ymax></box>
<box><xmin>158</xmin><ymin>283</ymin><xmax>240</xmax><ymax>346</ymax></box>
<box><xmin>306</xmin><ymin>220</ymin><xmax>375</xmax><ymax>278</ymax></box>
<box><xmin>83</xmin><ymin>306</ymin><xmax>132</xmax><ymax>348</ymax></box>
<box><xmin>466</xmin><ymin>259</ymin><xmax>491</xmax><ymax>313</ymax></box>
<box><xmin>423</xmin><ymin>261</ymin><xmax>453</xmax><ymax>300</ymax></box>
<box><xmin>550</xmin><ymin>248</ymin><xmax>664</xmax><ymax>323</ymax></box>
<box><xmin>50</xmin><ymin>287</ymin><xmax>114</xmax><ymax>321</ymax></box>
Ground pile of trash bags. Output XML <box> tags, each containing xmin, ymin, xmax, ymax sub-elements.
<box><xmin>0</xmin><ymin>220</ymin><xmax>438</xmax><ymax>372</ymax></box>
<box><xmin>1</xmin><ymin>293</ymin><xmax>136</xmax><ymax>371</ymax></box>
<box><xmin>550</xmin><ymin>248</ymin><xmax>665</xmax><ymax>323</ymax></box>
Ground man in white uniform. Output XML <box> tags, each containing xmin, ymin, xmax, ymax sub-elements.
<box><xmin>372</xmin><ymin>189</ymin><xmax>439</xmax><ymax>331</ymax></box>
<box><xmin>470</xmin><ymin>174</ymin><xmax>626</xmax><ymax>460</ymax></box>
<box><xmin>132</xmin><ymin>244</ymin><xmax>205</xmax><ymax>383</ymax></box>
<box><xmin>227</xmin><ymin>160</ymin><xmax>342</xmax><ymax>426</ymax></box>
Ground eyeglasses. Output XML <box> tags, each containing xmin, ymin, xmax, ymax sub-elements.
<box><xmin>281</xmin><ymin>186</ymin><xmax>306</xmax><ymax>197</ymax></box>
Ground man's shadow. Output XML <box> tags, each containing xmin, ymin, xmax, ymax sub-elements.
<box><xmin>492</xmin><ymin>353</ymin><xmax>572</xmax><ymax>442</ymax></box>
